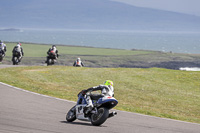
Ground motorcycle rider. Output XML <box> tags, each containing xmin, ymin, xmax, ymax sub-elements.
<box><xmin>73</xmin><ymin>57</ymin><xmax>84</xmax><ymax>67</ymax></box>
<box><xmin>0</xmin><ymin>40</ymin><xmax>7</xmax><ymax>57</ymax></box>
<box><xmin>82</xmin><ymin>80</ymin><xmax>114</xmax><ymax>114</ymax></box>
<box><xmin>46</xmin><ymin>45</ymin><xmax>59</xmax><ymax>63</ymax></box>
<box><xmin>12</xmin><ymin>42</ymin><xmax>24</xmax><ymax>62</ymax></box>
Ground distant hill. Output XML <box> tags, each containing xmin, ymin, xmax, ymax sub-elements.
<box><xmin>0</xmin><ymin>28</ymin><xmax>21</xmax><ymax>32</ymax></box>
<box><xmin>1</xmin><ymin>0</ymin><xmax>200</xmax><ymax>31</ymax></box>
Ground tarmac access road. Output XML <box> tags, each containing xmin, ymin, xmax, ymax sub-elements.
<box><xmin>0</xmin><ymin>65</ymin><xmax>26</xmax><ymax>69</ymax></box>
<box><xmin>0</xmin><ymin>66</ymin><xmax>200</xmax><ymax>133</ymax></box>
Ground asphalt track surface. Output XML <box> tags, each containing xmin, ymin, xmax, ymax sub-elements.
<box><xmin>0</xmin><ymin>65</ymin><xmax>200</xmax><ymax>133</ymax></box>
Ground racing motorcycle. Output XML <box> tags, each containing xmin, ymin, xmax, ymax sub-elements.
<box><xmin>46</xmin><ymin>51</ymin><xmax>57</xmax><ymax>66</ymax></box>
<box><xmin>66</xmin><ymin>90</ymin><xmax>118</xmax><ymax>126</ymax></box>
<box><xmin>12</xmin><ymin>52</ymin><xmax>21</xmax><ymax>65</ymax></box>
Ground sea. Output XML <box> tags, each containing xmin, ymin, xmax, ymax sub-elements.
<box><xmin>1</xmin><ymin>29</ymin><xmax>200</xmax><ymax>54</ymax></box>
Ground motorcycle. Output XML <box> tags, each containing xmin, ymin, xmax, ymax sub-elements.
<box><xmin>12</xmin><ymin>52</ymin><xmax>22</xmax><ymax>65</ymax></box>
<box><xmin>66</xmin><ymin>90</ymin><xmax>118</xmax><ymax>126</ymax></box>
<box><xmin>46</xmin><ymin>51</ymin><xmax>57</xmax><ymax>66</ymax></box>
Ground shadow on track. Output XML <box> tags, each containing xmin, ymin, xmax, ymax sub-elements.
<box><xmin>60</xmin><ymin>121</ymin><xmax>107</xmax><ymax>127</ymax></box>
<box><xmin>60</xmin><ymin>121</ymin><xmax>92</xmax><ymax>126</ymax></box>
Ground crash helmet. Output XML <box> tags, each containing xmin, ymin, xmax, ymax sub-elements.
<box><xmin>104</xmin><ymin>80</ymin><xmax>113</xmax><ymax>87</ymax></box>
<box><xmin>103</xmin><ymin>80</ymin><xmax>114</xmax><ymax>95</ymax></box>
<box><xmin>0</xmin><ymin>40</ymin><xmax>3</xmax><ymax>44</ymax></box>
<box><xmin>17</xmin><ymin>42</ymin><xmax>21</xmax><ymax>47</ymax></box>
<box><xmin>52</xmin><ymin>45</ymin><xmax>56</xmax><ymax>49</ymax></box>
<box><xmin>77</xmin><ymin>57</ymin><xmax>80</xmax><ymax>61</ymax></box>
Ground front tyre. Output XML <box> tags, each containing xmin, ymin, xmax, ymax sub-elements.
<box><xmin>13</xmin><ymin>57</ymin><xmax>19</xmax><ymax>65</ymax></box>
<box><xmin>91</xmin><ymin>107</ymin><xmax>109</xmax><ymax>126</ymax></box>
<box><xmin>66</xmin><ymin>106</ymin><xmax>76</xmax><ymax>122</ymax></box>
<box><xmin>0</xmin><ymin>57</ymin><xmax>3</xmax><ymax>62</ymax></box>
<box><xmin>47</xmin><ymin>59</ymin><xmax>50</xmax><ymax>66</ymax></box>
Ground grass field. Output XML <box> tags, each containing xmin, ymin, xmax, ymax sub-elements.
<box><xmin>5</xmin><ymin>42</ymin><xmax>154</xmax><ymax>57</ymax></box>
<box><xmin>0</xmin><ymin>66</ymin><xmax>200</xmax><ymax>124</ymax></box>
<box><xmin>3</xmin><ymin>42</ymin><xmax>200</xmax><ymax>69</ymax></box>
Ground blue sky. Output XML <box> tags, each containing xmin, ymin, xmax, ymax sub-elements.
<box><xmin>111</xmin><ymin>0</ymin><xmax>200</xmax><ymax>16</ymax></box>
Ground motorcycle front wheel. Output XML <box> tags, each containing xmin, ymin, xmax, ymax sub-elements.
<box><xmin>13</xmin><ymin>57</ymin><xmax>19</xmax><ymax>65</ymax></box>
<box><xmin>0</xmin><ymin>56</ymin><xmax>3</xmax><ymax>62</ymax></box>
<box><xmin>91</xmin><ymin>107</ymin><xmax>109</xmax><ymax>126</ymax></box>
<box><xmin>66</xmin><ymin>106</ymin><xmax>76</xmax><ymax>122</ymax></box>
<box><xmin>47</xmin><ymin>59</ymin><xmax>51</xmax><ymax>66</ymax></box>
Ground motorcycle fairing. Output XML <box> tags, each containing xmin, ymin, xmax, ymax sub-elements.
<box><xmin>75</xmin><ymin>104</ymin><xmax>89</xmax><ymax>121</ymax></box>
<box><xmin>96</xmin><ymin>96</ymin><xmax>118</xmax><ymax>109</ymax></box>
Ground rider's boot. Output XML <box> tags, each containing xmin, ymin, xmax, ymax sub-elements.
<box><xmin>84</xmin><ymin>96</ymin><xmax>94</xmax><ymax>115</ymax></box>
<box><xmin>2</xmin><ymin>51</ymin><xmax>5</xmax><ymax>57</ymax></box>
<box><xmin>19</xmin><ymin>56</ymin><xmax>22</xmax><ymax>62</ymax></box>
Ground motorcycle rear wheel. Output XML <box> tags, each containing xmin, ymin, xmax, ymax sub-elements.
<box><xmin>91</xmin><ymin>107</ymin><xmax>109</xmax><ymax>126</ymax></box>
<box><xmin>66</xmin><ymin>106</ymin><xmax>76</xmax><ymax>122</ymax></box>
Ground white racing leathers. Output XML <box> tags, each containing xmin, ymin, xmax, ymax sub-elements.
<box><xmin>85</xmin><ymin>85</ymin><xmax>114</xmax><ymax>108</ymax></box>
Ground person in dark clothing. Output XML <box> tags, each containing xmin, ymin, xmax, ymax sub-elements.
<box><xmin>12</xmin><ymin>42</ymin><xmax>24</xmax><ymax>62</ymax></box>
<box><xmin>46</xmin><ymin>45</ymin><xmax>59</xmax><ymax>63</ymax></box>
<box><xmin>0</xmin><ymin>40</ymin><xmax>7</xmax><ymax>57</ymax></box>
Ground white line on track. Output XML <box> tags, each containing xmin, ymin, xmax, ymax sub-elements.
<box><xmin>1</xmin><ymin>81</ymin><xmax>200</xmax><ymax>126</ymax></box>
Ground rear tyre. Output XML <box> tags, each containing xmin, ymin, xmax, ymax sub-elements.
<box><xmin>91</xmin><ymin>107</ymin><xmax>109</xmax><ymax>126</ymax></box>
<box><xmin>66</xmin><ymin>106</ymin><xmax>76</xmax><ymax>122</ymax></box>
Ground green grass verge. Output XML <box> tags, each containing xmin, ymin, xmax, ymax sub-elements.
<box><xmin>4</xmin><ymin>42</ymin><xmax>200</xmax><ymax>68</ymax></box>
<box><xmin>0</xmin><ymin>66</ymin><xmax>200</xmax><ymax>124</ymax></box>
<box><xmin>5</xmin><ymin>42</ymin><xmax>154</xmax><ymax>57</ymax></box>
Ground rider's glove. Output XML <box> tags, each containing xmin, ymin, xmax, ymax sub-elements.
<box><xmin>81</xmin><ymin>90</ymin><xmax>87</xmax><ymax>95</ymax></box>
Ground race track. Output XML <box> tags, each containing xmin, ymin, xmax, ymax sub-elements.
<box><xmin>0</xmin><ymin>75</ymin><xmax>200</xmax><ymax>132</ymax></box>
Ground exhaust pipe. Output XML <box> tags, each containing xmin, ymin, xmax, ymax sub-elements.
<box><xmin>108</xmin><ymin>111</ymin><xmax>117</xmax><ymax>118</ymax></box>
